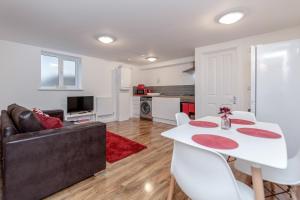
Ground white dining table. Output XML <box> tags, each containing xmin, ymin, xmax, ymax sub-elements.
<box><xmin>161</xmin><ymin>116</ymin><xmax>288</xmax><ymax>200</ymax></box>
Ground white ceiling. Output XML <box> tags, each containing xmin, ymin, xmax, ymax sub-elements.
<box><xmin>1</xmin><ymin>0</ymin><xmax>300</xmax><ymax>65</ymax></box>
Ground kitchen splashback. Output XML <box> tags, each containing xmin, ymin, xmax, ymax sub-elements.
<box><xmin>133</xmin><ymin>85</ymin><xmax>194</xmax><ymax>96</ymax></box>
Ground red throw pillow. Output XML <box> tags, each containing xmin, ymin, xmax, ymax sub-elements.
<box><xmin>33</xmin><ymin>108</ymin><xmax>63</xmax><ymax>129</ymax></box>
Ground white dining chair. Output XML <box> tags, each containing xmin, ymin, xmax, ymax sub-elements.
<box><xmin>167</xmin><ymin>141</ymin><xmax>254</xmax><ymax>200</ymax></box>
<box><xmin>175</xmin><ymin>112</ymin><xmax>190</xmax><ymax>126</ymax></box>
<box><xmin>175</xmin><ymin>112</ymin><xmax>231</xmax><ymax>162</ymax></box>
<box><xmin>227</xmin><ymin>111</ymin><xmax>256</xmax><ymax>163</ymax></box>
<box><xmin>231</xmin><ymin>111</ymin><xmax>257</xmax><ymax>122</ymax></box>
<box><xmin>234</xmin><ymin>149</ymin><xmax>300</xmax><ymax>199</ymax></box>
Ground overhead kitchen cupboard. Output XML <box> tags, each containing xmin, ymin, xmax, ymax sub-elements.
<box><xmin>119</xmin><ymin>66</ymin><xmax>132</xmax><ymax>90</ymax></box>
<box><xmin>152</xmin><ymin>97</ymin><xmax>180</xmax><ymax>125</ymax></box>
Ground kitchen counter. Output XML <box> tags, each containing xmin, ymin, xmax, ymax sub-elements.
<box><xmin>156</xmin><ymin>95</ymin><xmax>195</xmax><ymax>103</ymax></box>
<box><xmin>133</xmin><ymin>94</ymin><xmax>194</xmax><ymax>103</ymax></box>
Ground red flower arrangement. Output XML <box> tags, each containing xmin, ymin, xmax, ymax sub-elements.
<box><xmin>219</xmin><ymin>107</ymin><xmax>232</xmax><ymax>119</ymax></box>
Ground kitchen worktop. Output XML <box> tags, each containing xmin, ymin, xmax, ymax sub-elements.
<box><xmin>133</xmin><ymin>94</ymin><xmax>195</xmax><ymax>103</ymax></box>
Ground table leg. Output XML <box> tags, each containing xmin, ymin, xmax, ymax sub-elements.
<box><xmin>251</xmin><ymin>166</ymin><xmax>265</xmax><ymax>200</ymax></box>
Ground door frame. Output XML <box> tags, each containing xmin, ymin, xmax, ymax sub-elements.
<box><xmin>195</xmin><ymin>45</ymin><xmax>245</xmax><ymax>118</ymax></box>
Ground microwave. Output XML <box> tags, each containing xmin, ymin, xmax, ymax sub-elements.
<box><xmin>136</xmin><ymin>89</ymin><xmax>151</xmax><ymax>95</ymax></box>
<box><xmin>136</xmin><ymin>89</ymin><xmax>146</xmax><ymax>95</ymax></box>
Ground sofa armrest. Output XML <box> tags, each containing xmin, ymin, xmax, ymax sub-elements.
<box><xmin>3</xmin><ymin>122</ymin><xmax>106</xmax><ymax>200</ymax></box>
<box><xmin>43</xmin><ymin>109</ymin><xmax>64</xmax><ymax>121</ymax></box>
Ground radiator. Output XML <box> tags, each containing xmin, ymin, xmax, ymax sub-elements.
<box><xmin>96</xmin><ymin>97</ymin><xmax>114</xmax><ymax>116</ymax></box>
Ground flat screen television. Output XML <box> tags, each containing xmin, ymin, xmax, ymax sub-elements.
<box><xmin>67</xmin><ymin>96</ymin><xmax>94</xmax><ymax>113</ymax></box>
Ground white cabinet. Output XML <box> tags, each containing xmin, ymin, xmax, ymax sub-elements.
<box><xmin>152</xmin><ymin>97</ymin><xmax>180</xmax><ymax>125</ymax></box>
<box><xmin>119</xmin><ymin>67</ymin><xmax>131</xmax><ymax>90</ymax></box>
<box><xmin>65</xmin><ymin>112</ymin><xmax>96</xmax><ymax>122</ymax></box>
<box><xmin>132</xmin><ymin>96</ymin><xmax>140</xmax><ymax>118</ymax></box>
<box><xmin>118</xmin><ymin>92</ymin><xmax>131</xmax><ymax>121</ymax></box>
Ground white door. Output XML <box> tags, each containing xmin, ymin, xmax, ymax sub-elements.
<box><xmin>199</xmin><ymin>48</ymin><xmax>240</xmax><ymax>117</ymax></box>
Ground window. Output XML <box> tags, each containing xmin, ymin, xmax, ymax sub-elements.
<box><xmin>41</xmin><ymin>51</ymin><xmax>81</xmax><ymax>90</ymax></box>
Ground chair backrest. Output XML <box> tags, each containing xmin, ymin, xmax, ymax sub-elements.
<box><xmin>171</xmin><ymin>141</ymin><xmax>243</xmax><ymax>200</ymax></box>
<box><xmin>175</xmin><ymin>112</ymin><xmax>190</xmax><ymax>126</ymax></box>
<box><xmin>286</xmin><ymin>149</ymin><xmax>300</xmax><ymax>185</ymax></box>
<box><xmin>262</xmin><ymin>148</ymin><xmax>300</xmax><ymax>185</ymax></box>
<box><xmin>231</xmin><ymin>111</ymin><xmax>256</xmax><ymax>122</ymax></box>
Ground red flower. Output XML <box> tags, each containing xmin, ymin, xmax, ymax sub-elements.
<box><xmin>219</xmin><ymin>107</ymin><xmax>232</xmax><ymax>118</ymax></box>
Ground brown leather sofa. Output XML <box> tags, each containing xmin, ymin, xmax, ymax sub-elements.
<box><xmin>0</xmin><ymin>105</ymin><xmax>106</xmax><ymax>200</ymax></box>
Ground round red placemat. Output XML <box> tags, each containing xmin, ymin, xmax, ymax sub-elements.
<box><xmin>237</xmin><ymin>128</ymin><xmax>281</xmax><ymax>139</ymax></box>
<box><xmin>192</xmin><ymin>134</ymin><xmax>239</xmax><ymax>150</ymax></box>
<box><xmin>231</xmin><ymin>119</ymin><xmax>255</xmax><ymax>125</ymax></box>
<box><xmin>189</xmin><ymin>121</ymin><xmax>218</xmax><ymax>128</ymax></box>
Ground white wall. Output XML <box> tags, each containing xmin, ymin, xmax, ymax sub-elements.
<box><xmin>135</xmin><ymin>57</ymin><xmax>195</xmax><ymax>86</ymax></box>
<box><xmin>0</xmin><ymin>40</ymin><xmax>136</xmax><ymax>122</ymax></box>
<box><xmin>195</xmin><ymin>26</ymin><xmax>300</xmax><ymax>117</ymax></box>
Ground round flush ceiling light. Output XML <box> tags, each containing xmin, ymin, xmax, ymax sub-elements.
<box><xmin>97</xmin><ymin>35</ymin><xmax>115</xmax><ymax>44</ymax></box>
<box><xmin>218</xmin><ymin>11</ymin><xmax>244</xmax><ymax>25</ymax></box>
<box><xmin>146</xmin><ymin>57</ymin><xmax>158</xmax><ymax>62</ymax></box>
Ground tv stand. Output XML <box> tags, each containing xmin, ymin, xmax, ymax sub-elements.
<box><xmin>71</xmin><ymin>111</ymin><xmax>89</xmax><ymax>115</ymax></box>
<box><xmin>66</xmin><ymin>111</ymin><xmax>96</xmax><ymax>122</ymax></box>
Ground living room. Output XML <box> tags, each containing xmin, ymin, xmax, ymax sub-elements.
<box><xmin>1</xmin><ymin>1</ymin><xmax>300</xmax><ymax>200</ymax></box>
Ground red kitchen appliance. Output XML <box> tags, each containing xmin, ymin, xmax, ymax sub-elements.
<box><xmin>181</xmin><ymin>102</ymin><xmax>195</xmax><ymax>119</ymax></box>
<box><xmin>136</xmin><ymin>84</ymin><xmax>145</xmax><ymax>95</ymax></box>
<box><xmin>136</xmin><ymin>84</ymin><xmax>150</xmax><ymax>95</ymax></box>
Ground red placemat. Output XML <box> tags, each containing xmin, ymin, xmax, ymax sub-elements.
<box><xmin>231</xmin><ymin>119</ymin><xmax>255</xmax><ymax>125</ymax></box>
<box><xmin>189</xmin><ymin>121</ymin><xmax>218</xmax><ymax>128</ymax></box>
<box><xmin>192</xmin><ymin>134</ymin><xmax>239</xmax><ymax>150</ymax></box>
<box><xmin>237</xmin><ymin>128</ymin><xmax>281</xmax><ymax>139</ymax></box>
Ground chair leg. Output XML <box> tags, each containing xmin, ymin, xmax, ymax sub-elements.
<box><xmin>269</xmin><ymin>182</ymin><xmax>276</xmax><ymax>200</ymax></box>
<box><xmin>227</xmin><ymin>156</ymin><xmax>231</xmax><ymax>162</ymax></box>
<box><xmin>167</xmin><ymin>175</ymin><xmax>175</xmax><ymax>200</ymax></box>
<box><xmin>291</xmin><ymin>186</ymin><xmax>298</xmax><ymax>200</ymax></box>
<box><xmin>245</xmin><ymin>175</ymin><xmax>252</xmax><ymax>186</ymax></box>
<box><xmin>270</xmin><ymin>182</ymin><xmax>275</xmax><ymax>193</ymax></box>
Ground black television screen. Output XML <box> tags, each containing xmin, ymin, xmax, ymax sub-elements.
<box><xmin>67</xmin><ymin>96</ymin><xmax>94</xmax><ymax>113</ymax></box>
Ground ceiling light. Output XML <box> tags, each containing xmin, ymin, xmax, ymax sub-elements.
<box><xmin>146</xmin><ymin>57</ymin><xmax>158</xmax><ymax>62</ymax></box>
<box><xmin>97</xmin><ymin>36</ymin><xmax>115</xmax><ymax>44</ymax></box>
<box><xmin>218</xmin><ymin>11</ymin><xmax>244</xmax><ymax>25</ymax></box>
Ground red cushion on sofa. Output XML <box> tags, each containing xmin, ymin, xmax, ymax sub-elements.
<box><xmin>33</xmin><ymin>108</ymin><xmax>63</xmax><ymax>129</ymax></box>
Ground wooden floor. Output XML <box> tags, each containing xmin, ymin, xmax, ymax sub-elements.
<box><xmin>41</xmin><ymin>118</ymin><xmax>292</xmax><ymax>200</ymax></box>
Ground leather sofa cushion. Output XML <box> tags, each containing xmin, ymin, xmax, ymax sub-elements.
<box><xmin>7</xmin><ymin>103</ymin><xmax>18</xmax><ymax>116</ymax></box>
<box><xmin>63</xmin><ymin>121</ymin><xmax>74</xmax><ymax>127</ymax></box>
<box><xmin>43</xmin><ymin>109</ymin><xmax>64</xmax><ymax>121</ymax></box>
<box><xmin>1</xmin><ymin>110</ymin><xmax>18</xmax><ymax>137</ymax></box>
<box><xmin>8</xmin><ymin>104</ymin><xmax>44</xmax><ymax>133</ymax></box>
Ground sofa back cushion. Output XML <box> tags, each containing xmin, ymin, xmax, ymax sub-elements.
<box><xmin>1</xmin><ymin>110</ymin><xmax>19</xmax><ymax>137</ymax></box>
<box><xmin>7</xmin><ymin>104</ymin><xmax>44</xmax><ymax>133</ymax></box>
<box><xmin>7</xmin><ymin>103</ymin><xmax>18</xmax><ymax>116</ymax></box>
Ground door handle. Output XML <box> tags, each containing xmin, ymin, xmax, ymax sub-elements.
<box><xmin>233</xmin><ymin>96</ymin><xmax>237</xmax><ymax>104</ymax></box>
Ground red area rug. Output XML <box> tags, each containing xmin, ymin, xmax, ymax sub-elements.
<box><xmin>106</xmin><ymin>131</ymin><xmax>147</xmax><ymax>163</ymax></box>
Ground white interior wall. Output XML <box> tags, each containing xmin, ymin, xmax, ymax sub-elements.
<box><xmin>195</xmin><ymin>25</ymin><xmax>300</xmax><ymax>117</ymax></box>
<box><xmin>0</xmin><ymin>40</ymin><xmax>136</xmax><ymax>122</ymax></box>
<box><xmin>136</xmin><ymin>62</ymin><xmax>195</xmax><ymax>86</ymax></box>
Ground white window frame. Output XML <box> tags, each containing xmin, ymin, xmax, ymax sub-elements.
<box><xmin>40</xmin><ymin>51</ymin><xmax>82</xmax><ymax>91</ymax></box>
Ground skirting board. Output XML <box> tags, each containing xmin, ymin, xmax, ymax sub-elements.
<box><xmin>153</xmin><ymin>117</ymin><xmax>176</xmax><ymax>125</ymax></box>
<box><xmin>97</xmin><ymin>115</ymin><xmax>116</xmax><ymax>123</ymax></box>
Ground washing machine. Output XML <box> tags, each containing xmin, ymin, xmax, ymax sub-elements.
<box><xmin>140</xmin><ymin>96</ymin><xmax>152</xmax><ymax>120</ymax></box>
